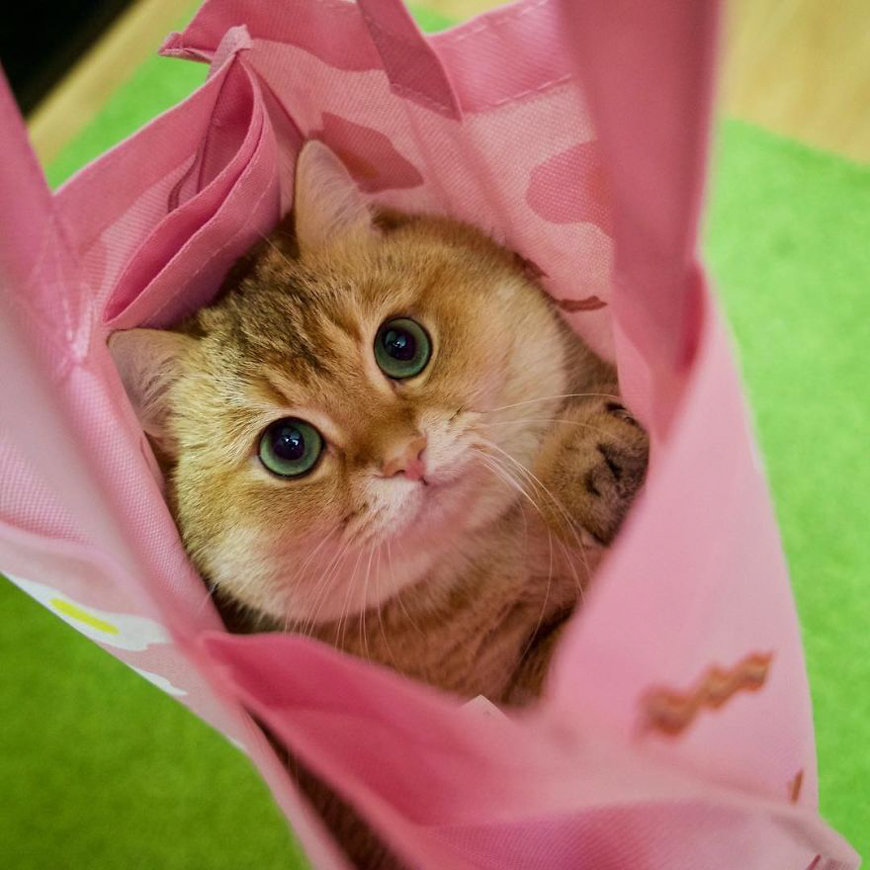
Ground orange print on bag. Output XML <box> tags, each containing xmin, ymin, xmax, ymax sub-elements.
<box><xmin>641</xmin><ymin>652</ymin><xmax>773</xmax><ymax>737</ymax></box>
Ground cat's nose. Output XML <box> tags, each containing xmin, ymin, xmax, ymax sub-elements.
<box><xmin>380</xmin><ymin>435</ymin><xmax>428</xmax><ymax>482</ymax></box>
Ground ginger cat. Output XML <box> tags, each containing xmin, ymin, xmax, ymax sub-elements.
<box><xmin>110</xmin><ymin>142</ymin><xmax>648</xmax><ymax>867</ymax></box>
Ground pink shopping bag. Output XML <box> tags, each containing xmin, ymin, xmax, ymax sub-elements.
<box><xmin>0</xmin><ymin>0</ymin><xmax>859</xmax><ymax>866</ymax></box>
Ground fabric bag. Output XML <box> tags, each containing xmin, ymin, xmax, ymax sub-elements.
<box><xmin>0</xmin><ymin>0</ymin><xmax>859</xmax><ymax>866</ymax></box>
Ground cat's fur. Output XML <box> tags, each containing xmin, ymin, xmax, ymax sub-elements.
<box><xmin>109</xmin><ymin>142</ymin><xmax>648</xmax><ymax>868</ymax></box>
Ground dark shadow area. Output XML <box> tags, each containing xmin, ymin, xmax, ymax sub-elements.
<box><xmin>2</xmin><ymin>0</ymin><xmax>134</xmax><ymax>113</ymax></box>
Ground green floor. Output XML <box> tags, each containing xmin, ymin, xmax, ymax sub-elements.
<box><xmin>2</xmin><ymin>7</ymin><xmax>868</xmax><ymax>868</ymax></box>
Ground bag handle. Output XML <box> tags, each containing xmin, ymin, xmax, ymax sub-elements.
<box><xmin>560</xmin><ymin>0</ymin><xmax>720</xmax><ymax>424</ymax></box>
<box><xmin>0</xmin><ymin>73</ymin><xmax>57</xmax><ymax>303</ymax></box>
<box><xmin>356</xmin><ymin>0</ymin><xmax>462</xmax><ymax>120</ymax></box>
<box><xmin>0</xmin><ymin>71</ymin><xmax>90</xmax><ymax>372</ymax></box>
<box><xmin>0</xmin><ymin>74</ymin><xmax>145</xmax><ymax>580</ymax></box>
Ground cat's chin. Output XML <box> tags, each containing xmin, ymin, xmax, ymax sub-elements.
<box><xmin>270</xmin><ymin>475</ymin><xmax>513</xmax><ymax>625</ymax></box>
<box><xmin>224</xmin><ymin>457</ymin><xmax>522</xmax><ymax>626</ymax></box>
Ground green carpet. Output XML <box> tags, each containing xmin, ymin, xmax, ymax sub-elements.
<box><xmin>706</xmin><ymin>122</ymin><xmax>869</xmax><ymax>853</ymax></box>
<box><xmin>2</xmin><ymin>5</ymin><xmax>867</xmax><ymax>868</ymax></box>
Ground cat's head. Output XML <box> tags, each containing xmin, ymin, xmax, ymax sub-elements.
<box><xmin>110</xmin><ymin>142</ymin><xmax>570</xmax><ymax>625</ymax></box>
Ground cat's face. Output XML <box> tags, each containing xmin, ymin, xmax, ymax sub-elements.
<box><xmin>110</xmin><ymin>143</ymin><xmax>569</xmax><ymax>626</ymax></box>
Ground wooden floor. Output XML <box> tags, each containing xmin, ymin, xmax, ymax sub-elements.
<box><xmin>27</xmin><ymin>0</ymin><xmax>870</xmax><ymax>166</ymax></box>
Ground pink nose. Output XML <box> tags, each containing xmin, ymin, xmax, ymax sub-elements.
<box><xmin>381</xmin><ymin>435</ymin><xmax>427</xmax><ymax>481</ymax></box>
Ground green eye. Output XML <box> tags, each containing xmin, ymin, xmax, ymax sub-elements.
<box><xmin>374</xmin><ymin>318</ymin><xmax>431</xmax><ymax>380</ymax></box>
<box><xmin>258</xmin><ymin>418</ymin><xmax>323</xmax><ymax>478</ymax></box>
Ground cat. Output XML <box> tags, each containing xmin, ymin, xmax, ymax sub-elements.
<box><xmin>109</xmin><ymin>141</ymin><xmax>648</xmax><ymax>867</ymax></box>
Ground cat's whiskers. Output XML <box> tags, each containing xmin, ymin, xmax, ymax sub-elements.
<box><xmin>302</xmin><ymin>535</ymin><xmax>356</xmax><ymax>636</ymax></box>
<box><xmin>521</xmin><ymin>470</ymin><xmax>586</xmax><ymax>609</ymax></box>
<box><xmin>290</xmin><ymin>523</ymin><xmax>343</xmax><ymax>631</ymax></box>
<box><xmin>298</xmin><ymin>523</ymin><xmax>342</xmax><ymax>576</ymax></box>
<box><xmin>476</xmin><ymin>448</ymin><xmax>581</xmax><ymax>621</ymax></box>
<box><xmin>321</xmin><ymin>544</ymin><xmax>355</xmax><ymax>644</ymax></box>
<box><xmin>485</xmin><ymin>392</ymin><xmax>620</xmax><ymax>415</ymax></box>
<box><xmin>347</xmin><ymin>547</ymin><xmax>371</xmax><ymax>648</ymax></box>
<box><xmin>284</xmin><ymin>546</ymin><xmax>329</xmax><ymax>634</ymax></box>
<box><xmin>390</xmin><ymin>537</ymin><xmax>428</xmax><ymax>639</ymax></box>
<box><xmin>359</xmin><ymin>544</ymin><xmax>378</xmax><ymax>661</ymax></box>
<box><xmin>474</xmin><ymin>449</ymin><xmax>565</xmax><ymax>585</ymax></box>
<box><xmin>194</xmin><ymin>582</ymin><xmax>219</xmax><ymax>619</ymax></box>
<box><xmin>481</xmin><ymin>438</ymin><xmax>585</xmax><ymax>541</ymax></box>
<box><xmin>317</xmin><ymin>538</ymin><xmax>360</xmax><ymax>623</ymax></box>
<box><xmin>338</xmin><ymin>547</ymin><xmax>366</xmax><ymax>651</ymax></box>
<box><xmin>340</xmin><ymin>508</ymin><xmax>369</xmax><ymax>546</ymax></box>
<box><xmin>512</xmin><ymin>490</ymin><xmax>558</xmax><ymax>670</ymax></box>
<box><xmin>476</xmin><ymin>440</ymin><xmax>592</xmax><ymax>593</ymax></box>
<box><xmin>565</xmin><ymin>537</ymin><xmax>587</xmax><ymax>603</ymax></box>
<box><xmin>373</xmin><ymin>544</ymin><xmax>400</xmax><ymax>670</ymax></box>
<box><xmin>485</xmin><ymin>417</ymin><xmax>616</xmax><ymax>440</ymax></box>
<box><xmin>475</xmin><ymin>450</ymin><xmax>541</xmax><ymax>515</ymax></box>
<box><xmin>517</xmin><ymin>523</ymin><xmax>556</xmax><ymax>671</ymax></box>
<box><xmin>342</xmin><ymin>501</ymin><xmax>393</xmax><ymax>550</ymax></box>
<box><xmin>475</xmin><ymin>456</ymin><xmax>563</xmax><ymax>585</ymax></box>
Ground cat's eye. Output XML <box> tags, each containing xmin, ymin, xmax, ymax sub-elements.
<box><xmin>258</xmin><ymin>418</ymin><xmax>323</xmax><ymax>478</ymax></box>
<box><xmin>374</xmin><ymin>318</ymin><xmax>431</xmax><ymax>380</ymax></box>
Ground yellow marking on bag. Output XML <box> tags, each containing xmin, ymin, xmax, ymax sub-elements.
<box><xmin>49</xmin><ymin>598</ymin><xmax>120</xmax><ymax>634</ymax></box>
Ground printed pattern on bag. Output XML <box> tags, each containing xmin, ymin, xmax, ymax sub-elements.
<box><xmin>641</xmin><ymin>651</ymin><xmax>774</xmax><ymax>737</ymax></box>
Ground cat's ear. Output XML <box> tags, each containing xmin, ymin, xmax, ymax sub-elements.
<box><xmin>108</xmin><ymin>329</ymin><xmax>196</xmax><ymax>455</ymax></box>
<box><xmin>293</xmin><ymin>141</ymin><xmax>375</xmax><ymax>254</ymax></box>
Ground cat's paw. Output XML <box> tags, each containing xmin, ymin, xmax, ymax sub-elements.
<box><xmin>536</xmin><ymin>398</ymin><xmax>649</xmax><ymax>546</ymax></box>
